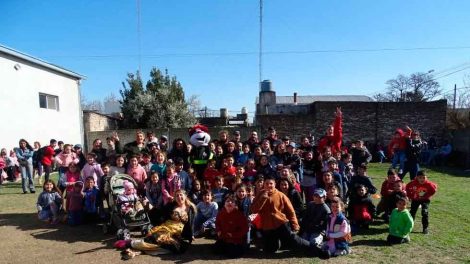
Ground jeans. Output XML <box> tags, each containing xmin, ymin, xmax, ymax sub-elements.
<box><xmin>20</xmin><ymin>163</ymin><xmax>35</xmax><ymax>192</ymax></box>
<box><xmin>391</xmin><ymin>151</ymin><xmax>406</xmax><ymax>171</ymax></box>
<box><xmin>410</xmin><ymin>200</ymin><xmax>430</xmax><ymax>230</ymax></box>
<box><xmin>193</xmin><ymin>214</ymin><xmax>216</xmax><ymax>234</ymax></box>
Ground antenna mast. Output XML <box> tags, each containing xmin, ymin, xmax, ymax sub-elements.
<box><xmin>259</xmin><ymin>0</ymin><xmax>263</xmax><ymax>87</ymax></box>
<box><xmin>137</xmin><ymin>0</ymin><xmax>142</xmax><ymax>76</ymax></box>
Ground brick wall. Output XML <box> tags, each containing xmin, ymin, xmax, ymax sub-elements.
<box><xmin>256</xmin><ymin>100</ymin><xmax>447</xmax><ymax>146</ymax></box>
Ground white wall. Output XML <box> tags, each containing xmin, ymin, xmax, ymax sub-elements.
<box><xmin>0</xmin><ymin>53</ymin><xmax>82</xmax><ymax>151</ymax></box>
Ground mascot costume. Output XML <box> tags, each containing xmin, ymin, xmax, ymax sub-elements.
<box><xmin>188</xmin><ymin>124</ymin><xmax>213</xmax><ymax>181</ymax></box>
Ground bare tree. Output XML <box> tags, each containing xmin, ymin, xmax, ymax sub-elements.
<box><xmin>446</xmin><ymin>75</ymin><xmax>470</xmax><ymax>129</ymax></box>
<box><xmin>375</xmin><ymin>72</ymin><xmax>441</xmax><ymax>102</ymax></box>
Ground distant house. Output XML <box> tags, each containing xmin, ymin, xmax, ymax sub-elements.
<box><xmin>256</xmin><ymin>79</ymin><xmax>373</xmax><ymax>115</ymax></box>
<box><xmin>0</xmin><ymin>44</ymin><xmax>84</xmax><ymax>150</ymax></box>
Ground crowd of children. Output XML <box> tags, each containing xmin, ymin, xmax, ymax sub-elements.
<box><xmin>1</xmin><ymin>109</ymin><xmax>442</xmax><ymax>259</ymax></box>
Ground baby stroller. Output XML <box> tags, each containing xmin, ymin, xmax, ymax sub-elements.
<box><xmin>102</xmin><ymin>174</ymin><xmax>152</xmax><ymax>240</ymax></box>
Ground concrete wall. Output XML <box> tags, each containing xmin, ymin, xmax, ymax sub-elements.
<box><xmin>0</xmin><ymin>52</ymin><xmax>82</xmax><ymax>150</ymax></box>
<box><xmin>450</xmin><ymin>128</ymin><xmax>470</xmax><ymax>168</ymax></box>
<box><xmin>256</xmin><ymin>100</ymin><xmax>447</xmax><ymax>147</ymax></box>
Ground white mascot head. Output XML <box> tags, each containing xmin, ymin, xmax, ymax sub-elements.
<box><xmin>189</xmin><ymin>124</ymin><xmax>211</xmax><ymax>147</ymax></box>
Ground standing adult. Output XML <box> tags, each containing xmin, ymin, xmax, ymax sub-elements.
<box><xmin>15</xmin><ymin>139</ymin><xmax>35</xmax><ymax>194</ymax></box>
<box><xmin>318</xmin><ymin>107</ymin><xmax>343</xmax><ymax>156</ymax></box>
<box><xmin>91</xmin><ymin>138</ymin><xmax>107</xmax><ymax>164</ymax></box>
<box><xmin>122</xmin><ymin>131</ymin><xmax>147</xmax><ymax>160</ymax></box>
<box><xmin>41</xmin><ymin>139</ymin><xmax>57</xmax><ymax>183</ymax></box>
<box><xmin>245</xmin><ymin>131</ymin><xmax>260</xmax><ymax>151</ymax></box>
<box><xmin>264</xmin><ymin>126</ymin><xmax>280</xmax><ymax>149</ymax></box>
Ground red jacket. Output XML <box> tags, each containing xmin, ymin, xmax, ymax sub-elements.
<box><xmin>380</xmin><ymin>177</ymin><xmax>405</xmax><ymax>197</ymax></box>
<box><xmin>318</xmin><ymin>113</ymin><xmax>342</xmax><ymax>155</ymax></box>
<box><xmin>41</xmin><ymin>146</ymin><xmax>55</xmax><ymax>166</ymax></box>
<box><xmin>406</xmin><ymin>179</ymin><xmax>437</xmax><ymax>201</ymax></box>
<box><xmin>388</xmin><ymin>128</ymin><xmax>411</xmax><ymax>156</ymax></box>
<box><xmin>215</xmin><ymin>208</ymin><xmax>249</xmax><ymax>245</ymax></box>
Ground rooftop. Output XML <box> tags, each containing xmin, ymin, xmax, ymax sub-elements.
<box><xmin>0</xmin><ymin>44</ymin><xmax>85</xmax><ymax>80</ymax></box>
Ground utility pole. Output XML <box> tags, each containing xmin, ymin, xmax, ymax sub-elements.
<box><xmin>259</xmin><ymin>0</ymin><xmax>263</xmax><ymax>88</ymax></box>
<box><xmin>453</xmin><ymin>84</ymin><xmax>457</xmax><ymax>109</ymax></box>
<box><xmin>137</xmin><ymin>0</ymin><xmax>142</xmax><ymax>77</ymax></box>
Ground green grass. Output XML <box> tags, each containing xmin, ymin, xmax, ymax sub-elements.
<box><xmin>1</xmin><ymin>167</ymin><xmax>469</xmax><ymax>263</ymax></box>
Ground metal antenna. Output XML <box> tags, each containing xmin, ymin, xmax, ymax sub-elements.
<box><xmin>259</xmin><ymin>0</ymin><xmax>263</xmax><ymax>88</ymax></box>
<box><xmin>137</xmin><ymin>0</ymin><xmax>142</xmax><ymax>76</ymax></box>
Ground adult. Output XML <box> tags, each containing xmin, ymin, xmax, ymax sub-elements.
<box><xmin>159</xmin><ymin>135</ymin><xmax>169</xmax><ymax>152</ymax></box>
<box><xmin>245</xmin><ymin>131</ymin><xmax>260</xmax><ymax>151</ymax></box>
<box><xmin>41</xmin><ymin>139</ymin><xmax>57</xmax><ymax>183</ymax></box>
<box><xmin>146</xmin><ymin>131</ymin><xmax>159</xmax><ymax>149</ymax></box>
<box><xmin>130</xmin><ymin>189</ymin><xmax>196</xmax><ymax>255</ymax></box>
<box><xmin>264</xmin><ymin>126</ymin><xmax>280</xmax><ymax>149</ymax></box>
<box><xmin>250</xmin><ymin>175</ymin><xmax>326</xmax><ymax>258</ymax></box>
<box><xmin>231</xmin><ymin>130</ymin><xmax>242</xmax><ymax>146</ymax></box>
<box><xmin>91</xmin><ymin>138</ymin><xmax>107</xmax><ymax>164</ymax></box>
<box><xmin>15</xmin><ymin>139</ymin><xmax>35</xmax><ymax>194</ymax></box>
<box><xmin>318</xmin><ymin>107</ymin><xmax>343</xmax><ymax>156</ymax></box>
<box><xmin>285</xmin><ymin>142</ymin><xmax>303</xmax><ymax>183</ymax></box>
<box><xmin>167</xmin><ymin>138</ymin><xmax>190</xmax><ymax>170</ymax></box>
<box><xmin>269</xmin><ymin>142</ymin><xmax>288</xmax><ymax>170</ymax></box>
<box><xmin>122</xmin><ymin>131</ymin><xmax>147</xmax><ymax>160</ymax></box>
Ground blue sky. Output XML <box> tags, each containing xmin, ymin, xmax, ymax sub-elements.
<box><xmin>2</xmin><ymin>0</ymin><xmax>470</xmax><ymax>118</ymax></box>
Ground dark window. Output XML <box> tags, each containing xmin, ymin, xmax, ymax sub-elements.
<box><xmin>39</xmin><ymin>93</ymin><xmax>59</xmax><ymax>111</ymax></box>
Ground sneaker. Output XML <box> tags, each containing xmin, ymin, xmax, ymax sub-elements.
<box><xmin>30</xmin><ymin>190</ymin><xmax>36</xmax><ymax>194</ymax></box>
<box><xmin>423</xmin><ymin>228</ymin><xmax>429</xmax><ymax>234</ymax></box>
<box><xmin>23</xmin><ymin>191</ymin><xmax>28</xmax><ymax>194</ymax></box>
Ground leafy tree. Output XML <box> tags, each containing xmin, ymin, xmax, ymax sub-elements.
<box><xmin>119</xmin><ymin>67</ymin><xmax>196</xmax><ymax>128</ymax></box>
<box><xmin>375</xmin><ymin>72</ymin><xmax>441</xmax><ymax>102</ymax></box>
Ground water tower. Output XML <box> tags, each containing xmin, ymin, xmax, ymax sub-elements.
<box><xmin>257</xmin><ymin>80</ymin><xmax>276</xmax><ymax>115</ymax></box>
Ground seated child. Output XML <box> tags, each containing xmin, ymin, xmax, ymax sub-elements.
<box><xmin>145</xmin><ymin>172</ymin><xmax>163</xmax><ymax>210</ymax></box>
<box><xmin>243</xmin><ymin>159</ymin><xmax>257</xmax><ymax>185</ymax></box>
<box><xmin>349</xmin><ymin>163</ymin><xmax>377</xmax><ymax>199</ymax></box>
<box><xmin>348</xmin><ymin>185</ymin><xmax>376</xmax><ymax>231</ymax></box>
<box><xmin>323</xmin><ymin>197</ymin><xmax>352</xmax><ymax>257</ymax></box>
<box><xmin>194</xmin><ymin>189</ymin><xmax>218</xmax><ymax>237</ymax></box>
<box><xmin>117</xmin><ymin>180</ymin><xmax>144</xmax><ymax>218</ymax></box>
<box><xmin>67</xmin><ymin>182</ymin><xmax>84</xmax><ymax>226</ymax></box>
<box><xmin>188</xmin><ymin>180</ymin><xmax>203</xmax><ymax>205</ymax></box>
<box><xmin>161</xmin><ymin>164</ymin><xmax>182</xmax><ymax>205</ymax></box>
<box><xmin>376</xmin><ymin>169</ymin><xmax>401</xmax><ymax>218</ymax></box>
<box><xmin>37</xmin><ymin>180</ymin><xmax>62</xmax><ymax>224</ymax></box>
<box><xmin>214</xmin><ymin>194</ymin><xmax>249</xmax><ymax>258</ymax></box>
<box><xmin>301</xmin><ymin>188</ymin><xmax>331</xmax><ymax>247</ymax></box>
<box><xmin>387</xmin><ymin>195</ymin><xmax>414</xmax><ymax>245</ymax></box>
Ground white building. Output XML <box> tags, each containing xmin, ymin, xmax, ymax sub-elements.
<box><xmin>0</xmin><ymin>44</ymin><xmax>84</xmax><ymax>151</ymax></box>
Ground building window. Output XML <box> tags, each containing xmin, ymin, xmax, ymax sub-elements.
<box><xmin>39</xmin><ymin>93</ymin><xmax>59</xmax><ymax>111</ymax></box>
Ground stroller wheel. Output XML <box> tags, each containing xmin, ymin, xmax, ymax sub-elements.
<box><xmin>123</xmin><ymin>229</ymin><xmax>131</xmax><ymax>240</ymax></box>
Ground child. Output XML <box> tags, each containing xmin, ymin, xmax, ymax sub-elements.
<box><xmin>278</xmin><ymin>177</ymin><xmax>304</xmax><ymax>217</ymax></box>
<box><xmin>320</xmin><ymin>172</ymin><xmax>343</xmax><ymax>201</ymax></box>
<box><xmin>237</xmin><ymin>144</ymin><xmax>252</xmax><ymax>166</ymax></box>
<box><xmin>188</xmin><ymin>179</ymin><xmax>203</xmax><ymax>205</ymax></box>
<box><xmin>338</xmin><ymin>153</ymin><xmax>354</xmax><ymax>182</ymax></box>
<box><xmin>83</xmin><ymin>176</ymin><xmax>100</xmax><ymax>223</ymax></box>
<box><xmin>388</xmin><ymin>127</ymin><xmax>411</xmax><ymax>174</ymax></box>
<box><xmin>301</xmin><ymin>151</ymin><xmax>319</xmax><ymax>203</ymax></box>
<box><xmin>325</xmin><ymin>184</ymin><xmax>340</xmax><ymax>208</ymax></box>
<box><xmin>126</xmin><ymin>155</ymin><xmax>147</xmax><ymax>195</ymax></box>
<box><xmin>37</xmin><ymin>180</ymin><xmax>62</xmax><ymax>224</ymax></box>
<box><xmin>117</xmin><ymin>180</ymin><xmax>144</xmax><ymax>218</ymax></box>
<box><xmin>406</xmin><ymin>170</ymin><xmax>437</xmax><ymax>234</ymax></box>
<box><xmin>212</xmin><ymin>176</ymin><xmax>229</xmax><ymax>208</ymax></box>
<box><xmin>194</xmin><ymin>189</ymin><xmax>218</xmax><ymax>237</ymax></box>
<box><xmin>204</xmin><ymin>159</ymin><xmax>220</xmax><ymax>189</ymax></box>
<box><xmin>349</xmin><ymin>163</ymin><xmax>377</xmax><ymax>199</ymax></box>
<box><xmin>145</xmin><ymin>172</ymin><xmax>164</xmax><ymax>225</ymax></box>
<box><xmin>161</xmin><ymin>164</ymin><xmax>181</xmax><ymax>205</ymax></box>
<box><xmin>387</xmin><ymin>195</ymin><xmax>414</xmax><ymax>244</ymax></box>
<box><xmin>140</xmin><ymin>153</ymin><xmax>154</xmax><ymax>177</ymax></box>
<box><xmin>214</xmin><ymin>194</ymin><xmax>249</xmax><ymax>258</ymax></box>
<box><xmin>221</xmin><ymin>154</ymin><xmax>236</xmax><ymax>188</ymax></box>
<box><xmin>327</xmin><ymin>159</ymin><xmax>348</xmax><ymax>201</ymax></box>
<box><xmin>254</xmin><ymin>175</ymin><xmax>264</xmax><ymax>196</ymax></box>
<box><xmin>350</xmin><ymin>140</ymin><xmax>372</xmax><ymax>171</ymax></box>
<box><xmin>376</xmin><ymin>169</ymin><xmax>401</xmax><ymax>219</ymax></box>
<box><xmin>301</xmin><ymin>188</ymin><xmax>331</xmax><ymax>247</ymax></box>
<box><xmin>175</xmin><ymin>158</ymin><xmax>191</xmax><ymax>193</ymax></box>
<box><xmin>150</xmin><ymin>152</ymin><xmax>167</xmax><ymax>179</ymax></box>
<box><xmin>323</xmin><ymin>197</ymin><xmax>352</xmax><ymax>257</ymax></box>
<box><xmin>232</xmin><ymin>164</ymin><xmax>245</xmax><ymax>191</ymax></box>
<box><xmin>385</xmin><ymin>180</ymin><xmax>407</xmax><ymax>222</ymax></box>
<box><xmin>243</xmin><ymin>158</ymin><xmax>257</xmax><ymax>185</ymax></box>
<box><xmin>348</xmin><ymin>185</ymin><xmax>376</xmax><ymax>231</ymax></box>
<box><xmin>67</xmin><ymin>182</ymin><xmax>84</xmax><ymax>226</ymax></box>
<box><xmin>81</xmin><ymin>153</ymin><xmax>104</xmax><ymax>189</ymax></box>
<box><xmin>110</xmin><ymin>155</ymin><xmax>126</xmax><ymax>176</ymax></box>
<box><xmin>55</xmin><ymin>144</ymin><xmax>79</xmax><ymax>191</ymax></box>
<box><xmin>65</xmin><ymin>163</ymin><xmax>81</xmax><ymax>197</ymax></box>
<box><xmin>235</xmin><ymin>184</ymin><xmax>251</xmax><ymax>218</ymax></box>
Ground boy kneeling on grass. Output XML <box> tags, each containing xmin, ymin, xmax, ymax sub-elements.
<box><xmin>387</xmin><ymin>195</ymin><xmax>413</xmax><ymax>245</ymax></box>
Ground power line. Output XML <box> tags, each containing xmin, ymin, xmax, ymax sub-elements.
<box><xmin>41</xmin><ymin>45</ymin><xmax>470</xmax><ymax>60</ymax></box>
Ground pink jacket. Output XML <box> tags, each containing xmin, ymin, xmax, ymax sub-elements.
<box><xmin>55</xmin><ymin>151</ymin><xmax>79</xmax><ymax>167</ymax></box>
<box><xmin>126</xmin><ymin>165</ymin><xmax>147</xmax><ymax>191</ymax></box>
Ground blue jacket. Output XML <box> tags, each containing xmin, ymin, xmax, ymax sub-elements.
<box><xmin>36</xmin><ymin>191</ymin><xmax>62</xmax><ymax>211</ymax></box>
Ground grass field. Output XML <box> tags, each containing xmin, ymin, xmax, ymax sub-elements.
<box><xmin>0</xmin><ymin>164</ymin><xmax>469</xmax><ymax>264</ymax></box>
